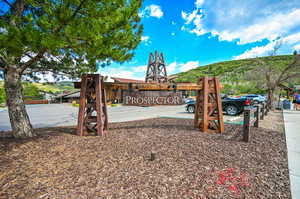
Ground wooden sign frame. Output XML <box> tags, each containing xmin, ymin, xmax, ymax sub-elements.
<box><xmin>76</xmin><ymin>75</ymin><xmax>224</xmax><ymax>136</ymax></box>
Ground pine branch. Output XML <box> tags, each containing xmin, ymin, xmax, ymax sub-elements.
<box><xmin>19</xmin><ymin>0</ymin><xmax>86</xmax><ymax>74</ymax></box>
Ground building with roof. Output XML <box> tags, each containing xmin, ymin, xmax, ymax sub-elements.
<box><xmin>54</xmin><ymin>91</ymin><xmax>80</xmax><ymax>103</ymax></box>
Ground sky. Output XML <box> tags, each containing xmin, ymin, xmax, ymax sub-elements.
<box><xmin>1</xmin><ymin>0</ymin><xmax>300</xmax><ymax>82</ymax></box>
<box><xmin>99</xmin><ymin>0</ymin><xmax>300</xmax><ymax>80</ymax></box>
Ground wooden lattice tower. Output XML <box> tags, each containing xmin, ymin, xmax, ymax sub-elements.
<box><xmin>194</xmin><ymin>77</ymin><xmax>224</xmax><ymax>133</ymax></box>
<box><xmin>77</xmin><ymin>74</ymin><xmax>108</xmax><ymax>136</ymax></box>
<box><xmin>145</xmin><ymin>51</ymin><xmax>168</xmax><ymax>83</ymax></box>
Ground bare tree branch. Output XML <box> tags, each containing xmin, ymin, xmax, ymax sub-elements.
<box><xmin>276</xmin><ymin>54</ymin><xmax>300</xmax><ymax>85</ymax></box>
<box><xmin>19</xmin><ymin>49</ymin><xmax>47</xmax><ymax>73</ymax></box>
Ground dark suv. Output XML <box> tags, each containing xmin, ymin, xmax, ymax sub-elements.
<box><xmin>185</xmin><ymin>96</ymin><xmax>252</xmax><ymax>116</ymax></box>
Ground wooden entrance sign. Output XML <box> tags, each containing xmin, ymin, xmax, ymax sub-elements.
<box><xmin>123</xmin><ymin>90</ymin><xmax>183</xmax><ymax>106</ymax></box>
<box><xmin>76</xmin><ymin>75</ymin><xmax>224</xmax><ymax>135</ymax></box>
<box><xmin>77</xmin><ymin>74</ymin><xmax>108</xmax><ymax>136</ymax></box>
<box><xmin>194</xmin><ymin>77</ymin><xmax>224</xmax><ymax>133</ymax></box>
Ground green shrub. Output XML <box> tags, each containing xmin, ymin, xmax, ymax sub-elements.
<box><xmin>71</xmin><ymin>101</ymin><xmax>80</xmax><ymax>107</ymax></box>
<box><xmin>0</xmin><ymin>87</ymin><xmax>6</xmax><ymax>105</ymax></box>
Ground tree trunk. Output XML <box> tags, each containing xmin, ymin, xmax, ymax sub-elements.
<box><xmin>267</xmin><ymin>88</ymin><xmax>275</xmax><ymax>110</ymax></box>
<box><xmin>4</xmin><ymin>68</ymin><xmax>35</xmax><ymax>138</ymax></box>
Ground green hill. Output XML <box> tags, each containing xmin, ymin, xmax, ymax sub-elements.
<box><xmin>0</xmin><ymin>81</ymin><xmax>76</xmax><ymax>94</ymax></box>
<box><xmin>0</xmin><ymin>81</ymin><xmax>77</xmax><ymax>105</ymax></box>
<box><xmin>175</xmin><ymin>55</ymin><xmax>296</xmax><ymax>94</ymax></box>
<box><xmin>31</xmin><ymin>81</ymin><xmax>76</xmax><ymax>94</ymax></box>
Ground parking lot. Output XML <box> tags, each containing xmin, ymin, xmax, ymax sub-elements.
<box><xmin>0</xmin><ymin>104</ymin><xmax>241</xmax><ymax>131</ymax></box>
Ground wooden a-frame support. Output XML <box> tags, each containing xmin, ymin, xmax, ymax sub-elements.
<box><xmin>77</xmin><ymin>74</ymin><xmax>108</xmax><ymax>136</ymax></box>
<box><xmin>194</xmin><ymin>77</ymin><xmax>224</xmax><ymax>133</ymax></box>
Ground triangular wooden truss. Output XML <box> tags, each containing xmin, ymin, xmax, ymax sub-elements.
<box><xmin>77</xmin><ymin>74</ymin><xmax>108</xmax><ymax>136</ymax></box>
<box><xmin>194</xmin><ymin>77</ymin><xmax>224</xmax><ymax>133</ymax></box>
<box><xmin>145</xmin><ymin>51</ymin><xmax>168</xmax><ymax>83</ymax></box>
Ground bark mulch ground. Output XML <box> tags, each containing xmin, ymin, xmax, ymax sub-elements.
<box><xmin>0</xmin><ymin>118</ymin><xmax>290</xmax><ymax>199</ymax></box>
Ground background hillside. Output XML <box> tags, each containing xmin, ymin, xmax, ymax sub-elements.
<box><xmin>0</xmin><ymin>81</ymin><xmax>77</xmax><ymax>105</ymax></box>
<box><xmin>175</xmin><ymin>55</ymin><xmax>299</xmax><ymax>95</ymax></box>
<box><xmin>0</xmin><ymin>81</ymin><xmax>76</xmax><ymax>94</ymax></box>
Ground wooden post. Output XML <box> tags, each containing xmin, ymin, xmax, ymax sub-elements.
<box><xmin>201</xmin><ymin>77</ymin><xmax>209</xmax><ymax>132</ymax></box>
<box><xmin>260</xmin><ymin>103</ymin><xmax>265</xmax><ymax>120</ymax></box>
<box><xmin>95</xmin><ymin>75</ymin><xmax>104</xmax><ymax>136</ymax></box>
<box><xmin>254</xmin><ymin>105</ymin><xmax>259</xmax><ymax>128</ymax></box>
<box><xmin>77</xmin><ymin>74</ymin><xmax>108</xmax><ymax>136</ymax></box>
<box><xmin>194</xmin><ymin>77</ymin><xmax>224</xmax><ymax>133</ymax></box>
<box><xmin>243</xmin><ymin>108</ymin><xmax>251</xmax><ymax>142</ymax></box>
<box><xmin>214</xmin><ymin>77</ymin><xmax>225</xmax><ymax>133</ymax></box>
<box><xmin>194</xmin><ymin>85</ymin><xmax>201</xmax><ymax>128</ymax></box>
<box><xmin>77</xmin><ymin>75</ymin><xmax>88</xmax><ymax>136</ymax></box>
<box><xmin>102</xmin><ymin>78</ymin><xmax>108</xmax><ymax>132</ymax></box>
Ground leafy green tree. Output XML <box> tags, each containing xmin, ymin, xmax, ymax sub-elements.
<box><xmin>0</xmin><ymin>0</ymin><xmax>143</xmax><ymax>138</ymax></box>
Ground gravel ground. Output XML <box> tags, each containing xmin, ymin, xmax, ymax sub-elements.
<box><xmin>0</xmin><ymin>118</ymin><xmax>290</xmax><ymax>199</ymax></box>
<box><xmin>260</xmin><ymin>110</ymin><xmax>285</xmax><ymax>133</ymax></box>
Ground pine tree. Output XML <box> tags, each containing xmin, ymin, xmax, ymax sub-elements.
<box><xmin>0</xmin><ymin>0</ymin><xmax>143</xmax><ymax>138</ymax></box>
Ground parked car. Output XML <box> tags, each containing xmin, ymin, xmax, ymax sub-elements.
<box><xmin>185</xmin><ymin>96</ymin><xmax>252</xmax><ymax>116</ymax></box>
<box><xmin>183</xmin><ymin>97</ymin><xmax>196</xmax><ymax>104</ymax></box>
<box><xmin>243</xmin><ymin>94</ymin><xmax>266</xmax><ymax>104</ymax></box>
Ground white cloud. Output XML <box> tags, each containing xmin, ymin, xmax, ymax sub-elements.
<box><xmin>179</xmin><ymin>61</ymin><xmax>199</xmax><ymax>72</ymax></box>
<box><xmin>181</xmin><ymin>7</ymin><xmax>206</xmax><ymax>36</ymax></box>
<box><xmin>294</xmin><ymin>43</ymin><xmax>300</xmax><ymax>51</ymax></box>
<box><xmin>98</xmin><ymin>67</ymin><xmax>144</xmax><ymax>80</ymax></box>
<box><xmin>181</xmin><ymin>0</ymin><xmax>300</xmax><ymax>48</ymax></box>
<box><xmin>234</xmin><ymin>31</ymin><xmax>300</xmax><ymax>60</ymax></box>
<box><xmin>28</xmin><ymin>72</ymin><xmax>73</xmax><ymax>83</ymax></box>
<box><xmin>233</xmin><ymin>42</ymin><xmax>278</xmax><ymax>60</ymax></box>
<box><xmin>283</xmin><ymin>32</ymin><xmax>300</xmax><ymax>45</ymax></box>
<box><xmin>141</xmin><ymin>35</ymin><xmax>151</xmax><ymax>46</ymax></box>
<box><xmin>141</xmin><ymin>36</ymin><xmax>150</xmax><ymax>41</ymax></box>
<box><xmin>132</xmin><ymin>65</ymin><xmax>147</xmax><ymax>73</ymax></box>
<box><xmin>140</xmin><ymin>5</ymin><xmax>163</xmax><ymax>19</ymax></box>
<box><xmin>182</xmin><ymin>10</ymin><xmax>200</xmax><ymax>25</ymax></box>
<box><xmin>171</xmin><ymin>32</ymin><xmax>175</xmax><ymax>36</ymax></box>
<box><xmin>195</xmin><ymin>0</ymin><xmax>205</xmax><ymax>8</ymax></box>
<box><xmin>167</xmin><ymin>62</ymin><xmax>177</xmax><ymax>73</ymax></box>
<box><xmin>171</xmin><ymin>21</ymin><xmax>176</xmax><ymax>25</ymax></box>
<box><xmin>214</xmin><ymin>9</ymin><xmax>300</xmax><ymax>44</ymax></box>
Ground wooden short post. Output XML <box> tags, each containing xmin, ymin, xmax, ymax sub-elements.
<box><xmin>150</xmin><ymin>152</ymin><xmax>156</xmax><ymax>161</ymax></box>
<box><xmin>243</xmin><ymin>108</ymin><xmax>251</xmax><ymax>142</ymax></box>
<box><xmin>254</xmin><ymin>105</ymin><xmax>259</xmax><ymax>127</ymax></box>
<box><xmin>260</xmin><ymin>103</ymin><xmax>265</xmax><ymax>120</ymax></box>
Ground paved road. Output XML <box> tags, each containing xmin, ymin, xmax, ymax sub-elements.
<box><xmin>0</xmin><ymin>104</ymin><xmax>240</xmax><ymax>131</ymax></box>
<box><xmin>283</xmin><ymin>110</ymin><xmax>300</xmax><ymax>199</ymax></box>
